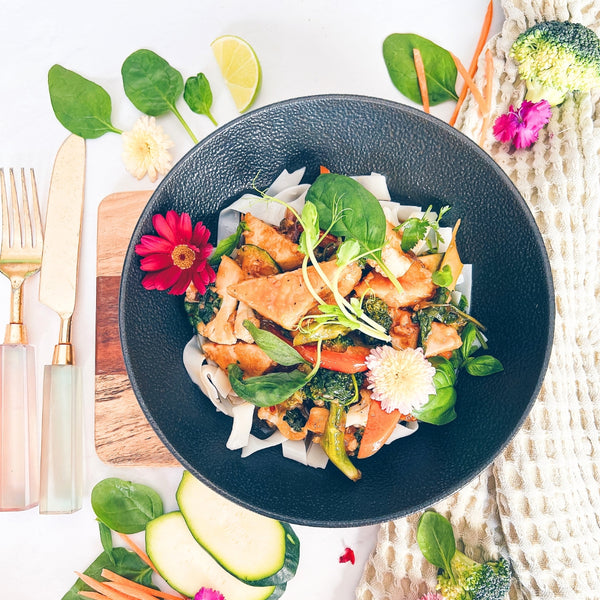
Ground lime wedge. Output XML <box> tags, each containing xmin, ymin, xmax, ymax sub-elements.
<box><xmin>211</xmin><ymin>35</ymin><xmax>262</xmax><ymax>113</ymax></box>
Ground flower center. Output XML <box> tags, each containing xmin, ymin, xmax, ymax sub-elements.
<box><xmin>171</xmin><ymin>244</ymin><xmax>196</xmax><ymax>269</ymax></box>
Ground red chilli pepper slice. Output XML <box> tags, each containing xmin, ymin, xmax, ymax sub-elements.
<box><xmin>294</xmin><ymin>343</ymin><xmax>370</xmax><ymax>373</ymax></box>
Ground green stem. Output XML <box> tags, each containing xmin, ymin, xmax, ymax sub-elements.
<box><xmin>206</xmin><ymin>110</ymin><xmax>218</xmax><ymax>127</ymax></box>
<box><xmin>170</xmin><ymin>104</ymin><xmax>198</xmax><ymax>144</ymax></box>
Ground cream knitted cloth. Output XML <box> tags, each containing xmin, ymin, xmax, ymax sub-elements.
<box><xmin>355</xmin><ymin>1</ymin><xmax>600</xmax><ymax>598</ymax></box>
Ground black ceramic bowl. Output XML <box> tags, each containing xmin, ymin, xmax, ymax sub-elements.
<box><xmin>119</xmin><ymin>94</ymin><xmax>554</xmax><ymax>527</ymax></box>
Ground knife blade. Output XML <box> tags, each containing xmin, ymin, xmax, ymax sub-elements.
<box><xmin>39</xmin><ymin>134</ymin><xmax>86</xmax><ymax>515</ymax></box>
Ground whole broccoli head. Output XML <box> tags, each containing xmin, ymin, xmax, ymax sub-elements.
<box><xmin>511</xmin><ymin>20</ymin><xmax>600</xmax><ymax>106</ymax></box>
<box><xmin>437</xmin><ymin>550</ymin><xmax>512</xmax><ymax>600</ymax></box>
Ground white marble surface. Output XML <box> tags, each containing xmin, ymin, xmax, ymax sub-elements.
<box><xmin>0</xmin><ymin>1</ymin><xmax>502</xmax><ymax>598</ymax></box>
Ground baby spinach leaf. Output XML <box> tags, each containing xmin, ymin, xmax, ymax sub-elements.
<box><xmin>228</xmin><ymin>364</ymin><xmax>309</xmax><ymax>407</ymax></box>
<box><xmin>61</xmin><ymin>548</ymin><xmax>155</xmax><ymax>600</ymax></box>
<box><xmin>91</xmin><ymin>477</ymin><xmax>163</xmax><ymax>534</ymax></box>
<box><xmin>416</xmin><ymin>510</ymin><xmax>456</xmax><ymax>572</ymax></box>
<box><xmin>98</xmin><ymin>520</ymin><xmax>114</xmax><ymax>562</ymax></box>
<box><xmin>121</xmin><ymin>49</ymin><xmax>183</xmax><ymax>116</ymax></box>
<box><xmin>48</xmin><ymin>65</ymin><xmax>122</xmax><ymax>138</ymax></box>
<box><xmin>243</xmin><ymin>320</ymin><xmax>307</xmax><ymax>366</ymax></box>
<box><xmin>184</xmin><ymin>73</ymin><xmax>217</xmax><ymax>125</ymax></box>
<box><xmin>464</xmin><ymin>355</ymin><xmax>504</xmax><ymax>376</ymax></box>
<box><xmin>383</xmin><ymin>33</ymin><xmax>458</xmax><ymax>105</ymax></box>
<box><xmin>306</xmin><ymin>173</ymin><xmax>387</xmax><ymax>255</ymax></box>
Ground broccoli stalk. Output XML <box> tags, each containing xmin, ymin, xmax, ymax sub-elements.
<box><xmin>511</xmin><ymin>20</ymin><xmax>600</xmax><ymax>106</ymax></box>
<box><xmin>437</xmin><ymin>550</ymin><xmax>512</xmax><ymax>600</ymax></box>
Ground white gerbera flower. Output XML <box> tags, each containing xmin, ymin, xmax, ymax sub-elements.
<box><xmin>365</xmin><ymin>346</ymin><xmax>436</xmax><ymax>414</ymax></box>
<box><xmin>122</xmin><ymin>116</ymin><xmax>174</xmax><ymax>182</ymax></box>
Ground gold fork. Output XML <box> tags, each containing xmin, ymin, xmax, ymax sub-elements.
<box><xmin>0</xmin><ymin>168</ymin><xmax>44</xmax><ymax>511</ymax></box>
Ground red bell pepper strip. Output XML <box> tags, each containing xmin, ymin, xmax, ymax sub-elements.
<box><xmin>294</xmin><ymin>343</ymin><xmax>370</xmax><ymax>373</ymax></box>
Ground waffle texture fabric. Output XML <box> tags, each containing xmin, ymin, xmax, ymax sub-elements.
<box><xmin>355</xmin><ymin>0</ymin><xmax>600</xmax><ymax>598</ymax></box>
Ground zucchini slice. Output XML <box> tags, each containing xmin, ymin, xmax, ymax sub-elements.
<box><xmin>236</xmin><ymin>244</ymin><xmax>281</xmax><ymax>277</ymax></box>
<box><xmin>176</xmin><ymin>471</ymin><xmax>300</xmax><ymax>587</ymax></box>
<box><xmin>146</xmin><ymin>511</ymin><xmax>284</xmax><ymax>600</ymax></box>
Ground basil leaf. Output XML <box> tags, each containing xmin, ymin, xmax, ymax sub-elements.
<box><xmin>429</xmin><ymin>356</ymin><xmax>456</xmax><ymax>388</ymax></box>
<box><xmin>209</xmin><ymin>221</ymin><xmax>246</xmax><ymax>266</ymax></box>
<box><xmin>464</xmin><ymin>355</ymin><xmax>504</xmax><ymax>376</ymax></box>
<box><xmin>461</xmin><ymin>322</ymin><xmax>478</xmax><ymax>359</ymax></box>
<box><xmin>48</xmin><ymin>65</ymin><xmax>121</xmax><ymax>138</ymax></box>
<box><xmin>184</xmin><ymin>73</ymin><xmax>217</xmax><ymax>126</ymax></box>
<box><xmin>61</xmin><ymin>548</ymin><xmax>156</xmax><ymax>600</ymax></box>
<box><xmin>306</xmin><ymin>173</ymin><xmax>387</xmax><ymax>255</ymax></box>
<box><xmin>243</xmin><ymin>320</ymin><xmax>307</xmax><ymax>366</ymax></box>
<box><xmin>91</xmin><ymin>478</ymin><xmax>163</xmax><ymax>534</ymax></box>
<box><xmin>228</xmin><ymin>364</ymin><xmax>309</xmax><ymax>407</ymax></box>
<box><xmin>383</xmin><ymin>33</ymin><xmax>458</xmax><ymax>105</ymax></box>
<box><xmin>121</xmin><ymin>49</ymin><xmax>183</xmax><ymax>116</ymax></box>
<box><xmin>413</xmin><ymin>386</ymin><xmax>456</xmax><ymax>425</ymax></box>
<box><xmin>432</xmin><ymin>264</ymin><xmax>453</xmax><ymax>287</ymax></box>
<box><xmin>416</xmin><ymin>511</ymin><xmax>456</xmax><ymax>571</ymax></box>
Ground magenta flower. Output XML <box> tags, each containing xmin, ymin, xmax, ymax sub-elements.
<box><xmin>194</xmin><ymin>588</ymin><xmax>225</xmax><ymax>600</ymax></box>
<box><xmin>135</xmin><ymin>210</ymin><xmax>216</xmax><ymax>296</ymax></box>
<box><xmin>492</xmin><ymin>99</ymin><xmax>552</xmax><ymax>149</ymax></box>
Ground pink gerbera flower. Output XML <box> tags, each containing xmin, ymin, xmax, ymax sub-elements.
<box><xmin>492</xmin><ymin>99</ymin><xmax>552</xmax><ymax>149</ymax></box>
<box><xmin>194</xmin><ymin>588</ymin><xmax>225</xmax><ymax>600</ymax></box>
<box><xmin>135</xmin><ymin>210</ymin><xmax>215</xmax><ymax>295</ymax></box>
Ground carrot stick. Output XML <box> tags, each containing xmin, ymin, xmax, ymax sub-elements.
<box><xmin>115</xmin><ymin>532</ymin><xmax>157</xmax><ymax>573</ymax></box>
<box><xmin>105</xmin><ymin>583</ymin><xmax>157</xmax><ymax>600</ymax></box>
<box><xmin>319</xmin><ymin>165</ymin><xmax>330</xmax><ymax>174</ymax></box>
<box><xmin>75</xmin><ymin>572</ymin><xmax>137</xmax><ymax>600</ymax></box>
<box><xmin>449</xmin><ymin>0</ymin><xmax>493</xmax><ymax>126</ymax></box>
<box><xmin>479</xmin><ymin>49</ymin><xmax>495</xmax><ymax>145</ymax></box>
<box><xmin>412</xmin><ymin>48</ymin><xmax>430</xmax><ymax>113</ymax></box>
<box><xmin>101</xmin><ymin>570</ymin><xmax>184</xmax><ymax>600</ymax></box>
<box><xmin>449</xmin><ymin>52</ymin><xmax>487</xmax><ymax>115</ymax></box>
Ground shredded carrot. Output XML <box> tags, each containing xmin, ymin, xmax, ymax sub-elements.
<box><xmin>449</xmin><ymin>0</ymin><xmax>493</xmax><ymax>126</ymax></box>
<box><xmin>75</xmin><ymin>572</ymin><xmax>136</xmax><ymax>600</ymax></box>
<box><xmin>319</xmin><ymin>165</ymin><xmax>330</xmax><ymax>174</ymax></box>
<box><xmin>449</xmin><ymin>52</ymin><xmax>487</xmax><ymax>116</ymax></box>
<box><xmin>101</xmin><ymin>570</ymin><xmax>185</xmax><ymax>600</ymax></box>
<box><xmin>115</xmin><ymin>532</ymin><xmax>157</xmax><ymax>573</ymax></box>
<box><xmin>479</xmin><ymin>49</ymin><xmax>495</xmax><ymax>145</ymax></box>
<box><xmin>412</xmin><ymin>48</ymin><xmax>430</xmax><ymax>113</ymax></box>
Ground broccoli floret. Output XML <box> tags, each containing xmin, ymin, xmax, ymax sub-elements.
<box><xmin>360</xmin><ymin>295</ymin><xmax>392</xmax><ymax>345</ymax></box>
<box><xmin>322</xmin><ymin>334</ymin><xmax>353</xmax><ymax>352</ymax></box>
<box><xmin>184</xmin><ymin>284</ymin><xmax>222</xmax><ymax>331</ymax></box>
<box><xmin>282</xmin><ymin>407</ymin><xmax>308</xmax><ymax>432</ymax></box>
<box><xmin>437</xmin><ymin>550</ymin><xmax>512</xmax><ymax>600</ymax></box>
<box><xmin>305</xmin><ymin>369</ymin><xmax>363</xmax><ymax>406</ymax></box>
<box><xmin>511</xmin><ymin>20</ymin><xmax>600</xmax><ymax>106</ymax></box>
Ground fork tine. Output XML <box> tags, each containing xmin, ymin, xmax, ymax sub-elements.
<box><xmin>19</xmin><ymin>169</ymin><xmax>33</xmax><ymax>249</ymax></box>
<box><xmin>8</xmin><ymin>168</ymin><xmax>22</xmax><ymax>248</ymax></box>
<box><xmin>29</xmin><ymin>169</ymin><xmax>43</xmax><ymax>251</ymax></box>
<box><xmin>0</xmin><ymin>169</ymin><xmax>8</xmax><ymax>253</ymax></box>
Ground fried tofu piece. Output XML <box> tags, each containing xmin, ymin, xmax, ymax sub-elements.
<box><xmin>424</xmin><ymin>322</ymin><xmax>463</xmax><ymax>358</ymax></box>
<box><xmin>202</xmin><ymin>341</ymin><xmax>276</xmax><ymax>377</ymax></box>
<box><xmin>243</xmin><ymin>212</ymin><xmax>304</xmax><ymax>271</ymax></box>
<box><xmin>227</xmin><ymin>259</ymin><xmax>362</xmax><ymax>330</ymax></box>
<box><xmin>355</xmin><ymin>260</ymin><xmax>436</xmax><ymax>309</ymax></box>
<box><xmin>389</xmin><ymin>308</ymin><xmax>419</xmax><ymax>350</ymax></box>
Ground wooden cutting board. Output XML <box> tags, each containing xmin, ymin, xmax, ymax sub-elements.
<box><xmin>95</xmin><ymin>191</ymin><xmax>179</xmax><ymax>467</ymax></box>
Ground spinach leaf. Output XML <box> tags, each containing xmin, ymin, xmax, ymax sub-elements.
<box><xmin>61</xmin><ymin>548</ymin><xmax>155</xmax><ymax>600</ymax></box>
<box><xmin>383</xmin><ymin>33</ymin><xmax>458</xmax><ymax>105</ymax></box>
<box><xmin>98</xmin><ymin>520</ymin><xmax>114</xmax><ymax>562</ymax></box>
<box><xmin>91</xmin><ymin>478</ymin><xmax>163</xmax><ymax>534</ymax></box>
<box><xmin>416</xmin><ymin>511</ymin><xmax>456</xmax><ymax>572</ymax></box>
<box><xmin>464</xmin><ymin>355</ymin><xmax>504</xmax><ymax>377</ymax></box>
<box><xmin>413</xmin><ymin>385</ymin><xmax>457</xmax><ymax>425</ymax></box>
<box><xmin>184</xmin><ymin>73</ymin><xmax>217</xmax><ymax>125</ymax></box>
<box><xmin>243</xmin><ymin>320</ymin><xmax>307</xmax><ymax>366</ymax></box>
<box><xmin>48</xmin><ymin>65</ymin><xmax>122</xmax><ymax>138</ymax></box>
<box><xmin>306</xmin><ymin>173</ymin><xmax>387</xmax><ymax>255</ymax></box>
<box><xmin>121</xmin><ymin>49</ymin><xmax>183</xmax><ymax>115</ymax></box>
<box><xmin>228</xmin><ymin>364</ymin><xmax>310</xmax><ymax>407</ymax></box>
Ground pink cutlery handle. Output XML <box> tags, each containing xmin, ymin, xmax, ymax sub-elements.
<box><xmin>39</xmin><ymin>364</ymin><xmax>83</xmax><ymax>514</ymax></box>
<box><xmin>0</xmin><ymin>344</ymin><xmax>39</xmax><ymax>511</ymax></box>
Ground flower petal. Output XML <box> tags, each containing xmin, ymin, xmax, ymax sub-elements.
<box><xmin>492</xmin><ymin>112</ymin><xmax>519</xmax><ymax>144</ymax></box>
<box><xmin>192</xmin><ymin>221</ymin><xmax>211</xmax><ymax>246</ymax></box>
<box><xmin>141</xmin><ymin>265</ymin><xmax>181</xmax><ymax>291</ymax></box>
<box><xmin>169</xmin><ymin>269</ymin><xmax>194</xmax><ymax>295</ymax></box>
<box><xmin>339</xmin><ymin>547</ymin><xmax>356</xmax><ymax>565</ymax></box>
<box><xmin>135</xmin><ymin>234</ymin><xmax>173</xmax><ymax>257</ymax></box>
<box><xmin>178</xmin><ymin>212</ymin><xmax>193</xmax><ymax>243</ymax></box>
<box><xmin>140</xmin><ymin>253</ymin><xmax>174</xmax><ymax>271</ymax></box>
<box><xmin>152</xmin><ymin>213</ymin><xmax>178</xmax><ymax>245</ymax></box>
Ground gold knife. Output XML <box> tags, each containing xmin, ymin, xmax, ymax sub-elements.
<box><xmin>38</xmin><ymin>134</ymin><xmax>86</xmax><ymax>514</ymax></box>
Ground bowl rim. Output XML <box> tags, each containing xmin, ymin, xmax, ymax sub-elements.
<box><xmin>119</xmin><ymin>93</ymin><xmax>555</xmax><ymax>526</ymax></box>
